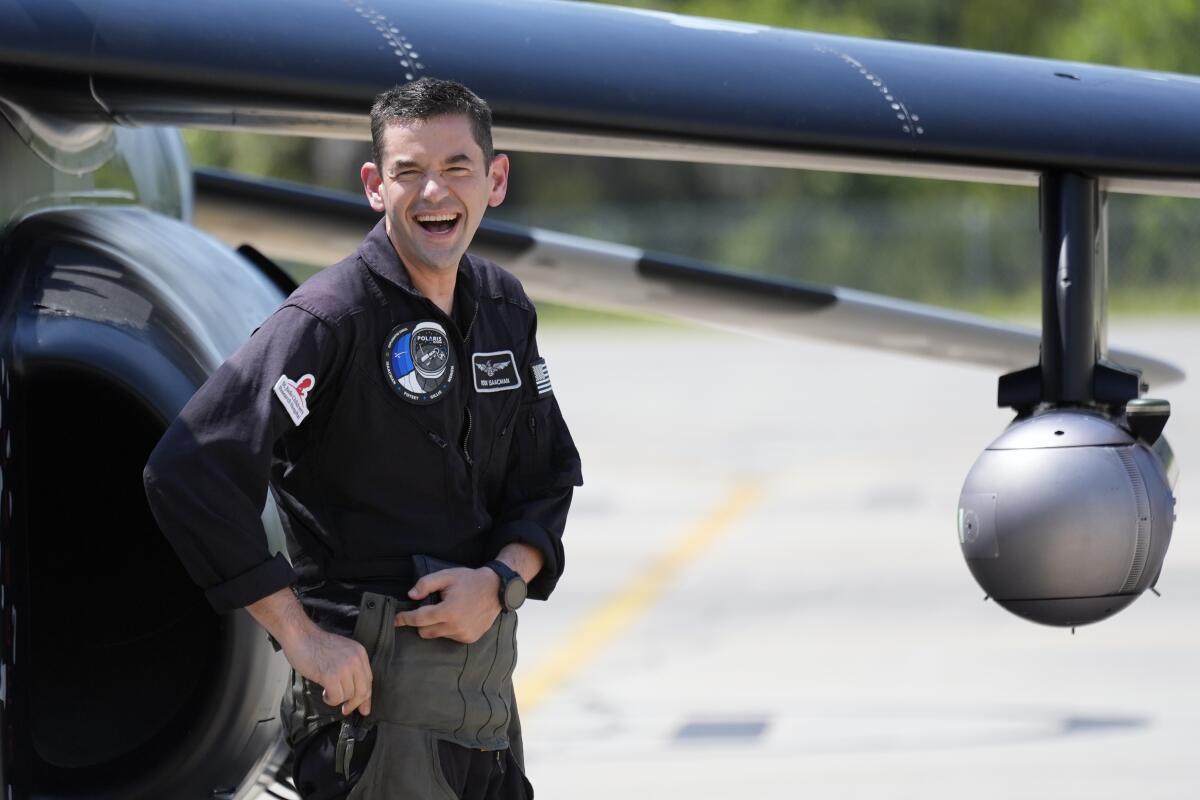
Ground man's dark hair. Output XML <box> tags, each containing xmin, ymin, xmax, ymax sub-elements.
<box><xmin>370</xmin><ymin>78</ymin><xmax>495</xmax><ymax>168</ymax></box>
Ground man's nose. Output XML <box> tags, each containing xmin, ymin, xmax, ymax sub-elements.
<box><xmin>421</xmin><ymin>175</ymin><xmax>449</xmax><ymax>202</ymax></box>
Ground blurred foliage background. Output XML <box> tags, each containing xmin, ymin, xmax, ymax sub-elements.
<box><xmin>186</xmin><ymin>0</ymin><xmax>1200</xmax><ymax>318</ymax></box>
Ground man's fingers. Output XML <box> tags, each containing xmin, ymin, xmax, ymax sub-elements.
<box><xmin>418</xmin><ymin>622</ymin><xmax>453</xmax><ymax>640</ymax></box>
<box><xmin>322</xmin><ymin>678</ymin><xmax>347</xmax><ymax>708</ymax></box>
<box><xmin>336</xmin><ymin>676</ymin><xmax>355</xmax><ymax>714</ymax></box>
<box><xmin>359</xmin><ymin>646</ymin><xmax>373</xmax><ymax>675</ymax></box>
<box><xmin>407</xmin><ymin>569</ymin><xmax>456</xmax><ymax>600</ymax></box>
<box><xmin>326</xmin><ymin>649</ymin><xmax>373</xmax><ymax>716</ymax></box>
<box><xmin>394</xmin><ymin>604</ymin><xmax>446</xmax><ymax>628</ymax></box>
<box><xmin>343</xmin><ymin>672</ymin><xmax>372</xmax><ymax>716</ymax></box>
<box><xmin>293</xmin><ymin>632</ymin><xmax>373</xmax><ymax>713</ymax></box>
<box><xmin>318</xmin><ymin>667</ymin><xmax>352</xmax><ymax>706</ymax></box>
<box><xmin>339</xmin><ymin>673</ymin><xmax>359</xmax><ymax>716</ymax></box>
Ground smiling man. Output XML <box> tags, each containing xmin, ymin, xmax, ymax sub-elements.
<box><xmin>143</xmin><ymin>79</ymin><xmax>583</xmax><ymax>799</ymax></box>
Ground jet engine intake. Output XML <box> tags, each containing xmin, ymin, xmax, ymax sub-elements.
<box><xmin>2</xmin><ymin>208</ymin><xmax>293</xmax><ymax>798</ymax></box>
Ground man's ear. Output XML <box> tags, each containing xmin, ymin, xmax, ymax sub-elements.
<box><xmin>361</xmin><ymin>162</ymin><xmax>386</xmax><ymax>213</ymax></box>
<box><xmin>487</xmin><ymin>153</ymin><xmax>510</xmax><ymax>208</ymax></box>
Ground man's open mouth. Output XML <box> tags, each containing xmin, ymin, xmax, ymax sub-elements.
<box><xmin>414</xmin><ymin>212</ymin><xmax>461</xmax><ymax>235</ymax></box>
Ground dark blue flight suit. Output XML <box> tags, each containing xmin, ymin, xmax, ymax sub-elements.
<box><xmin>143</xmin><ymin>218</ymin><xmax>582</xmax><ymax>798</ymax></box>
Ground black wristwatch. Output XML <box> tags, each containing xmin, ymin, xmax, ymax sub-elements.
<box><xmin>484</xmin><ymin>560</ymin><xmax>527</xmax><ymax>612</ymax></box>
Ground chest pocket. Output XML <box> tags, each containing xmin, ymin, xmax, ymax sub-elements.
<box><xmin>473</xmin><ymin>386</ymin><xmax>522</xmax><ymax>508</ymax></box>
<box><xmin>465</xmin><ymin>343</ymin><xmax>524</xmax><ymax>500</ymax></box>
<box><xmin>509</xmin><ymin>395</ymin><xmax>557</xmax><ymax>497</ymax></box>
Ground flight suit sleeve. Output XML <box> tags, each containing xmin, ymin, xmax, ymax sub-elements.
<box><xmin>488</xmin><ymin>315</ymin><xmax>583</xmax><ymax>600</ymax></box>
<box><xmin>142</xmin><ymin>303</ymin><xmax>344</xmax><ymax>613</ymax></box>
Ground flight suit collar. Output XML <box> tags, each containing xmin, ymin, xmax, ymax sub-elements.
<box><xmin>358</xmin><ymin>217</ymin><xmax>477</xmax><ymax>313</ymax></box>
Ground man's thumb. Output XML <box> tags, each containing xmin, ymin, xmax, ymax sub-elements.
<box><xmin>408</xmin><ymin>570</ymin><xmax>451</xmax><ymax>600</ymax></box>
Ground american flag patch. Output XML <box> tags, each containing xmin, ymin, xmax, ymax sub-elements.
<box><xmin>531</xmin><ymin>357</ymin><xmax>553</xmax><ymax>396</ymax></box>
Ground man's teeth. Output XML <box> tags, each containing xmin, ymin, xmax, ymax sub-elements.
<box><xmin>416</xmin><ymin>213</ymin><xmax>458</xmax><ymax>222</ymax></box>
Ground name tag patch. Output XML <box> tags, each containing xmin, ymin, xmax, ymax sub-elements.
<box><xmin>274</xmin><ymin>373</ymin><xmax>315</xmax><ymax>425</ymax></box>
<box><xmin>472</xmin><ymin>350</ymin><xmax>521</xmax><ymax>393</ymax></box>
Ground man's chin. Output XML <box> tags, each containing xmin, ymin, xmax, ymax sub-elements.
<box><xmin>387</xmin><ymin>222</ymin><xmax>464</xmax><ymax>272</ymax></box>
<box><xmin>408</xmin><ymin>246</ymin><xmax>465</xmax><ymax>275</ymax></box>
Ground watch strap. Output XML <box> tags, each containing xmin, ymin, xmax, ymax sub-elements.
<box><xmin>484</xmin><ymin>559</ymin><xmax>519</xmax><ymax>584</ymax></box>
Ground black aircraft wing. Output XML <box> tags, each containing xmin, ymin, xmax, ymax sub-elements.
<box><xmin>0</xmin><ymin>0</ymin><xmax>1190</xmax><ymax>386</ymax></box>
<box><xmin>4</xmin><ymin>0</ymin><xmax>1200</xmax><ymax>196</ymax></box>
<box><xmin>193</xmin><ymin>168</ymin><xmax>1185</xmax><ymax>389</ymax></box>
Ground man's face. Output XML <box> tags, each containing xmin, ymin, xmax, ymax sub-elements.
<box><xmin>361</xmin><ymin>114</ymin><xmax>509</xmax><ymax>277</ymax></box>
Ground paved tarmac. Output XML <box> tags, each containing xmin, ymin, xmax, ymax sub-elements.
<box><xmin>255</xmin><ymin>318</ymin><xmax>1199</xmax><ymax>799</ymax></box>
<box><xmin>511</xmin><ymin>319</ymin><xmax>1200</xmax><ymax>799</ymax></box>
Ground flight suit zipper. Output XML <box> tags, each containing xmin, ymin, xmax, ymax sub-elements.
<box><xmin>462</xmin><ymin>405</ymin><xmax>474</xmax><ymax>466</ymax></box>
<box><xmin>415</xmin><ymin>281</ymin><xmax>480</xmax><ymax>470</ymax></box>
<box><xmin>459</xmin><ymin>295</ymin><xmax>480</xmax><ymax>468</ymax></box>
<box><xmin>462</xmin><ymin>296</ymin><xmax>479</xmax><ymax>344</ymax></box>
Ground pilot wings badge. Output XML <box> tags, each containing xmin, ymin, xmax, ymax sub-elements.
<box><xmin>472</xmin><ymin>350</ymin><xmax>521</xmax><ymax>393</ymax></box>
<box><xmin>477</xmin><ymin>359</ymin><xmax>510</xmax><ymax>377</ymax></box>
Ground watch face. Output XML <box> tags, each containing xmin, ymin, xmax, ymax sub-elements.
<box><xmin>504</xmin><ymin>576</ymin><xmax>527</xmax><ymax>611</ymax></box>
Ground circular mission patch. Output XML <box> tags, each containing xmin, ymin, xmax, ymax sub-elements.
<box><xmin>381</xmin><ymin>320</ymin><xmax>457</xmax><ymax>404</ymax></box>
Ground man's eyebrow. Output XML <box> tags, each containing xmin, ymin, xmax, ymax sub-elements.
<box><xmin>387</xmin><ymin>159</ymin><xmax>420</xmax><ymax>173</ymax></box>
<box><xmin>387</xmin><ymin>154</ymin><xmax>474</xmax><ymax>173</ymax></box>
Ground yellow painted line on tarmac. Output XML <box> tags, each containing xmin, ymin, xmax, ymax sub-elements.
<box><xmin>517</xmin><ymin>481</ymin><xmax>766</xmax><ymax>712</ymax></box>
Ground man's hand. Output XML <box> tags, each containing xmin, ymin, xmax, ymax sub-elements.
<box><xmin>246</xmin><ymin>587</ymin><xmax>373</xmax><ymax>717</ymax></box>
<box><xmin>283</xmin><ymin>626</ymin><xmax>374</xmax><ymax>717</ymax></box>
<box><xmin>394</xmin><ymin>567</ymin><xmax>501</xmax><ymax>643</ymax></box>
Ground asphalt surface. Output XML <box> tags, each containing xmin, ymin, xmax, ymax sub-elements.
<box><xmin>513</xmin><ymin>320</ymin><xmax>1199</xmax><ymax>800</ymax></box>
<box><xmin>257</xmin><ymin>319</ymin><xmax>1199</xmax><ymax>799</ymax></box>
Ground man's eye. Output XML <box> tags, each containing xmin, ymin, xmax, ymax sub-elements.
<box><xmin>446</xmin><ymin>167</ymin><xmax>471</xmax><ymax>175</ymax></box>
